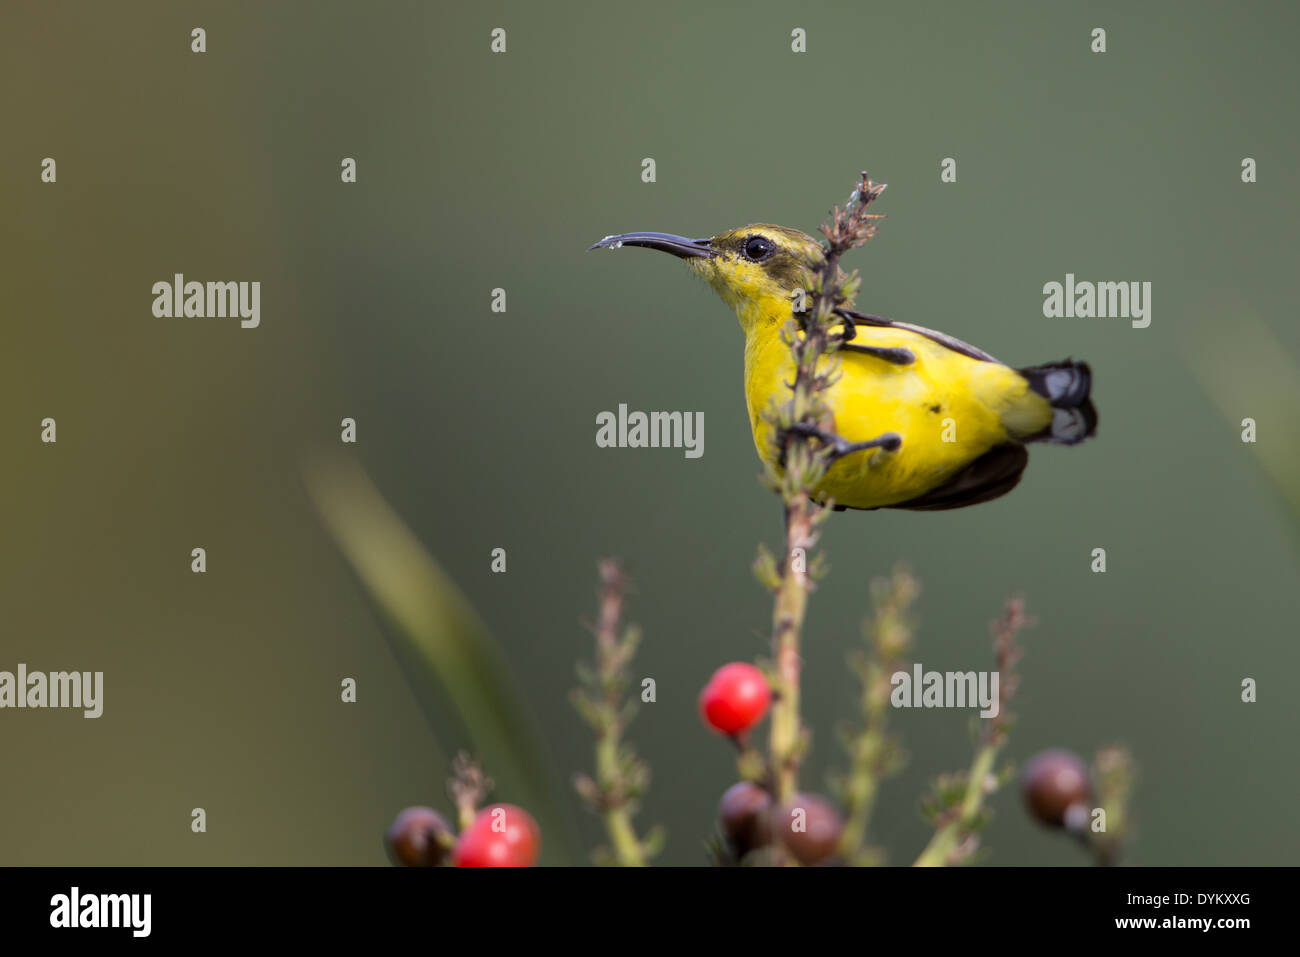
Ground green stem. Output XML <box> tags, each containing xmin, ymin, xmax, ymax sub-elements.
<box><xmin>839</xmin><ymin>572</ymin><xmax>917</xmax><ymax>862</ymax></box>
<box><xmin>455</xmin><ymin>800</ymin><xmax>476</xmax><ymax>835</ymax></box>
<box><xmin>837</xmin><ymin>727</ymin><xmax>883</xmax><ymax>859</ymax></box>
<box><xmin>596</xmin><ymin>731</ymin><xmax>644</xmax><ymax>866</ymax></box>
<box><xmin>913</xmin><ymin>743</ymin><xmax>999</xmax><ymax>867</ymax></box>
<box><xmin>604</xmin><ymin>809</ymin><xmax>645</xmax><ymax>867</ymax></box>
<box><xmin>585</xmin><ymin>560</ymin><xmax>650</xmax><ymax>867</ymax></box>
<box><xmin>770</xmin><ymin>502</ymin><xmax>813</xmax><ymax>807</ymax></box>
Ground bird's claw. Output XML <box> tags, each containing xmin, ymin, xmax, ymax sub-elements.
<box><xmin>780</xmin><ymin>422</ymin><xmax>902</xmax><ymax>465</ymax></box>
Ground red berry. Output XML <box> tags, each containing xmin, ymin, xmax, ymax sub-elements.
<box><xmin>1020</xmin><ymin>749</ymin><xmax>1092</xmax><ymax>830</ymax></box>
<box><xmin>453</xmin><ymin>804</ymin><xmax>541</xmax><ymax>867</ymax></box>
<box><xmin>385</xmin><ymin>806</ymin><xmax>452</xmax><ymax>867</ymax></box>
<box><xmin>699</xmin><ymin>663</ymin><xmax>771</xmax><ymax>734</ymax></box>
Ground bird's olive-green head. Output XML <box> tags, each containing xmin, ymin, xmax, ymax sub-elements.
<box><xmin>591</xmin><ymin>224</ymin><xmax>826</xmax><ymax>328</ymax></box>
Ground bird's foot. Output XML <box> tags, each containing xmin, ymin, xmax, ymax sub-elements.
<box><xmin>781</xmin><ymin>422</ymin><xmax>902</xmax><ymax>464</ymax></box>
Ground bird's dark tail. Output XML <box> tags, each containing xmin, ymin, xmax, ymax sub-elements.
<box><xmin>1019</xmin><ymin>359</ymin><xmax>1097</xmax><ymax>445</ymax></box>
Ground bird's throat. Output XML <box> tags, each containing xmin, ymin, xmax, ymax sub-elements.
<box><xmin>731</xmin><ymin>292</ymin><xmax>795</xmax><ymax>339</ymax></box>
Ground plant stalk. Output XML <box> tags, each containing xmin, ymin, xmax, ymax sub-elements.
<box><xmin>770</xmin><ymin>502</ymin><xmax>815</xmax><ymax>805</ymax></box>
<box><xmin>913</xmin><ymin>742</ymin><xmax>999</xmax><ymax>867</ymax></box>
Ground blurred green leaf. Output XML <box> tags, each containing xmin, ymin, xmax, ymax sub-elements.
<box><xmin>1184</xmin><ymin>311</ymin><xmax>1300</xmax><ymax>537</ymax></box>
<box><xmin>303</xmin><ymin>453</ymin><xmax>577</xmax><ymax>864</ymax></box>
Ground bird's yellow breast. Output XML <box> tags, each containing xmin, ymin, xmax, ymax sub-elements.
<box><xmin>738</xmin><ymin>300</ymin><xmax>1050</xmax><ymax>509</ymax></box>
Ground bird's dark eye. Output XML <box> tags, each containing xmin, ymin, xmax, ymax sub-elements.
<box><xmin>742</xmin><ymin>235</ymin><xmax>775</xmax><ymax>261</ymax></box>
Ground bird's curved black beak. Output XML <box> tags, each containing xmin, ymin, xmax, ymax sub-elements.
<box><xmin>589</xmin><ymin>231</ymin><xmax>716</xmax><ymax>259</ymax></box>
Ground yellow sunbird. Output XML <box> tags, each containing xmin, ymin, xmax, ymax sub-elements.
<box><xmin>591</xmin><ymin>225</ymin><xmax>1096</xmax><ymax>510</ymax></box>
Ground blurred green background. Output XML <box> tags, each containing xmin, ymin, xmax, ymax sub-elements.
<box><xmin>3</xmin><ymin>0</ymin><xmax>1298</xmax><ymax>866</ymax></box>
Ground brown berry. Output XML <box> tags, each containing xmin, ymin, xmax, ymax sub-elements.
<box><xmin>1020</xmin><ymin>749</ymin><xmax>1092</xmax><ymax>829</ymax></box>
<box><xmin>718</xmin><ymin>782</ymin><xmax>772</xmax><ymax>856</ymax></box>
<box><xmin>385</xmin><ymin>806</ymin><xmax>452</xmax><ymax>866</ymax></box>
<box><xmin>773</xmin><ymin>793</ymin><xmax>843</xmax><ymax>865</ymax></box>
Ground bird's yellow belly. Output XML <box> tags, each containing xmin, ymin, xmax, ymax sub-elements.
<box><xmin>744</xmin><ymin>328</ymin><xmax>1029</xmax><ymax>509</ymax></box>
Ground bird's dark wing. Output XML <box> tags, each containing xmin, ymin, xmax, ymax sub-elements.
<box><xmin>836</xmin><ymin>308</ymin><xmax>1002</xmax><ymax>364</ymax></box>
<box><xmin>886</xmin><ymin>444</ymin><xmax>1029</xmax><ymax>511</ymax></box>
<box><xmin>840</xmin><ymin>343</ymin><xmax>915</xmax><ymax>364</ymax></box>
